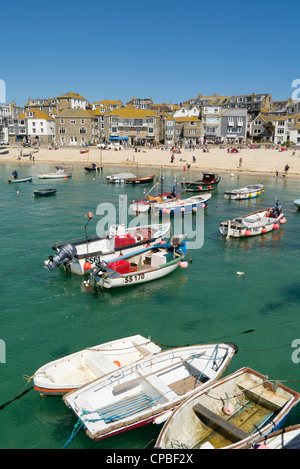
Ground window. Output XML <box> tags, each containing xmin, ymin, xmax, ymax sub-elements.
<box><xmin>79</xmin><ymin>127</ymin><xmax>86</xmax><ymax>134</ymax></box>
<box><xmin>59</xmin><ymin>127</ymin><xmax>66</xmax><ymax>134</ymax></box>
<box><xmin>60</xmin><ymin>119</ymin><xmax>64</xmax><ymax>124</ymax></box>
<box><xmin>70</xmin><ymin>119</ymin><xmax>76</xmax><ymax>124</ymax></box>
<box><xmin>188</xmin><ymin>129</ymin><xmax>196</xmax><ymax>134</ymax></box>
<box><xmin>81</xmin><ymin>119</ymin><xmax>85</xmax><ymax>124</ymax></box>
<box><xmin>148</xmin><ymin>127</ymin><xmax>154</xmax><ymax>134</ymax></box>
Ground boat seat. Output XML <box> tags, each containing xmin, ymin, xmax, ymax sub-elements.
<box><xmin>84</xmin><ymin>352</ymin><xmax>120</xmax><ymax>376</ymax></box>
<box><xmin>237</xmin><ymin>383</ymin><xmax>287</xmax><ymax>412</ymax></box>
<box><xmin>193</xmin><ymin>403</ymin><xmax>249</xmax><ymax>441</ymax></box>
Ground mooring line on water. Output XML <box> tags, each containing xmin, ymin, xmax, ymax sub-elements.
<box><xmin>154</xmin><ymin>318</ymin><xmax>300</xmax><ymax>350</ymax></box>
<box><xmin>0</xmin><ymin>375</ymin><xmax>33</xmax><ymax>411</ymax></box>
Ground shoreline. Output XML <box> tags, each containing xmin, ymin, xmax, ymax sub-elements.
<box><xmin>1</xmin><ymin>145</ymin><xmax>300</xmax><ymax>178</ymax></box>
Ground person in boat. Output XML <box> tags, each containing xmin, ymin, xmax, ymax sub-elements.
<box><xmin>12</xmin><ymin>170</ymin><xmax>18</xmax><ymax>179</ymax></box>
<box><xmin>171</xmin><ymin>186</ymin><xmax>178</xmax><ymax>198</ymax></box>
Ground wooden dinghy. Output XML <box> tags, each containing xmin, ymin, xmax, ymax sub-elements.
<box><xmin>244</xmin><ymin>424</ymin><xmax>300</xmax><ymax>449</ymax></box>
<box><xmin>34</xmin><ymin>189</ymin><xmax>57</xmax><ymax>197</ymax></box>
<box><xmin>86</xmin><ymin>237</ymin><xmax>188</xmax><ymax>289</ymax></box>
<box><xmin>106</xmin><ymin>172</ymin><xmax>136</xmax><ymax>183</ymax></box>
<box><xmin>181</xmin><ymin>172</ymin><xmax>221</xmax><ymax>192</ymax></box>
<box><xmin>155</xmin><ymin>367</ymin><xmax>300</xmax><ymax>450</ymax></box>
<box><xmin>63</xmin><ymin>343</ymin><xmax>238</xmax><ymax>441</ymax></box>
<box><xmin>44</xmin><ymin>222</ymin><xmax>170</xmax><ymax>275</ymax></box>
<box><xmin>224</xmin><ymin>184</ymin><xmax>264</xmax><ymax>200</ymax></box>
<box><xmin>153</xmin><ymin>194</ymin><xmax>211</xmax><ymax>215</ymax></box>
<box><xmin>33</xmin><ymin>334</ymin><xmax>161</xmax><ymax>396</ymax></box>
<box><xmin>219</xmin><ymin>200</ymin><xmax>286</xmax><ymax>238</ymax></box>
<box><xmin>124</xmin><ymin>174</ymin><xmax>155</xmax><ymax>185</ymax></box>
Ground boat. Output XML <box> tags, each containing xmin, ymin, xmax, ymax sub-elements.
<box><xmin>63</xmin><ymin>342</ymin><xmax>238</xmax><ymax>442</ymax></box>
<box><xmin>34</xmin><ymin>189</ymin><xmax>57</xmax><ymax>197</ymax></box>
<box><xmin>153</xmin><ymin>194</ymin><xmax>211</xmax><ymax>215</ymax></box>
<box><xmin>245</xmin><ymin>424</ymin><xmax>300</xmax><ymax>449</ymax></box>
<box><xmin>7</xmin><ymin>176</ymin><xmax>32</xmax><ymax>183</ymax></box>
<box><xmin>0</xmin><ymin>150</ymin><xmax>9</xmax><ymax>155</ymax></box>
<box><xmin>80</xmin><ymin>149</ymin><xmax>89</xmax><ymax>154</ymax></box>
<box><xmin>86</xmin><ymin>236</ymin><xmax>188</xmax><ymax>289</ymax></box>
<box><xmin>181</xmin><ymin>172</ymin><xmax>221</xmax><ymax>192</ymax></box>
<box><xmin>129</xmin><ymin>192</ymin><xmax>179</xmax><ymax>214</ymax></box>
<box><xmin>124</xmin><ymin>174</ymin><xmax>155</xmax><ymax>185</ymax></box>
<box><xmin>293</xmin><ymin>199</ymin><xmax>300</xmax><ymax>209</ymax></box>
<box><xmin>106</xmin><ymin>172</ymin><xmax>136</xmax><ymax>184</ymax></box>
<box><xmin>44</xmin><ymin>222</ymin><xmax>170</xmax><ymax>275</ymax></box>
<box><xmin>155</xmin><ymin>367</ymin><xmax>300</xmax><ymax>450</ymax></box>
<box><xmin>84</xmin><ymin>163</ymin><xmax>102</xmax><ymax>172</ymax></box>
<box><xmin>38</xmin><ymin>167</ymin><xmax>72</xmax><ymax>179</ymax></box>
<box><xmin>33</xmin><ymin>334</ymin><xmax>161</xmax><ymax>396</ymax></box>
<box><xmin>224</xmin><ymin>184</ymin><xmax>264</xmax><ymax>200</ymax></box>
<box><xmin>219</xmin><ymin>200</ymin><xmax>286</xmax><ymax>238</ymax></box>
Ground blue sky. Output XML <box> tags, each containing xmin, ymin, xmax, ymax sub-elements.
<box><xmin>1</xmin><ymin>0</ymin><xmax>300</xmax><ymax>106</ymax></box>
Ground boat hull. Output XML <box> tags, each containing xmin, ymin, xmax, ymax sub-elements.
<box><xmin>38</xmin><ymin>171</ymin><xmax>72</xmax><ymax>179</ymax></box>
<box><xmin>154</xmin><ymin>194</ymin><xmax>211</xmax><ymax>215</ymax></box>
<box><xmin>34</xmin><ymin>189</ymin><xmax>57</xmax><ymax>197</ymax></box>
<box><xmin>224</xmin><ymin>184</ymin><xmax>264</xmax><ymax>200</ymax></box>
<box><xmin>8</xmin><ymin>177</ymin><xmax>32</xmax><ymax>183</ymax></box>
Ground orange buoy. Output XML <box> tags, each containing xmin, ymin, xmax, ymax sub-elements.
<box><xmin>245</xmin><ymin>229</ymin><xmax>252</xmax><ymax>236</ymax></box>
<box><xmin>261</xmin><ymin>227</ymin><xmax>268</xmax><ymax>233</ymax></box>
<box><xmin>273</xmin><ymin>223</ymin><xmax>280</xmax><ymax>230</ymax></box>
<box><xmin>113</xmin><ymin>360</ymin><xmax>121</xmax><ymax>367</ymax></box>
<box><xmin>83</xmin><ymin>261</ymin><xmax>91</xmax><ymax>270</ymax></box>
<box><xmin>279</xmin><ymin>217</ymin><xmax>286</xmax><ymax>224</ymax></box>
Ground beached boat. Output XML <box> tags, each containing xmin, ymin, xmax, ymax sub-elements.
<box><xmin>38</xmin><ymin>167</ymin><xmax>72</xmax><ymax>179</ymax></box>
<box><xmin>219</xmin><ymin>200</ymin><xmax>286</xmax><ymax>238</ymax></box>
<box><xmin>224</xmin><ymin>184</ymin><xmax>264</xmax><ymax>200</ymax></box>
<box><xmin>63</xmin><ymin>342</ymin><xmax>238</xmax><ymax>442</ymax></box>
<box><xmin>181</xmin><ymin>172</ymin><xmax>221</xmax><ymax>192</ymax></box>
<box><xmin>80</xmin><ymin>149</ymin><xmax>89</xmax><ymax>154</ymax></box>
<box><xmin>7</xmin><ymin>176</ymin><xmax>32</xmax><ymax>183</ymax></box>
<box><xmin>34</xmin><ymin>189</ymin><xmax>57</xmax><ymax>197</ymax></box>
<box><xmin>44</xmin><ymin>222</ymin><xmax>170</xmax><ymax>275</ymax></box>
<box><xmin>293</xmin><ymin>199</ymin><xmax>300</xmax><ymax>209</ymax></box>
<box><xmin>124</xmin><ymin>174</ymin><xmax>155</xmax><ymax>185</ymax></box>
<box><xmin>155</xmin><ymin>367</ymin><xmax>300</xmax><ymax>450</ymax></box>
<box><xmin>33</xmin><ymin>334</ymin><xmax>161</xmax><ymax>396</ymax></box>
<box><xmin>244</xmin><ymin>424</ymin><xmax>300</xmax><ymax>449</ymax></box>
<box><xmin>153</xmin><ymin>194</ymin><xmax>211</xmax><ymax>215</ymax></box>
<box><xmin>86</xmin><ymin>237</ymin><xmax>188</xmax><ymax>289</ymax></box>
<box><xmin>106</xmin><ymin>172</ymin><xmax>136</xmax><ymax>183</ymax></box>
<box><xmin>0</xmin><ymin>150</ymin><xmax>9</xmax><ymax>155</ymax></box>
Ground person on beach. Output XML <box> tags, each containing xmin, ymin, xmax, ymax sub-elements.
<box><xmin>284</xmin><ymin>164</ymin><xmax>290</xmax><ymax>174</ymax></box>
<box><xmin>239</xmin><ymin>157</ymin><xmax>242</xmax><ymax>167</ymax></box>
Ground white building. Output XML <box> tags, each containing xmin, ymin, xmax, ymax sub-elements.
<box><xmin>24</xmin><ymin>109</ymin><xmax>55</xmax><ymax>144</ymax></box>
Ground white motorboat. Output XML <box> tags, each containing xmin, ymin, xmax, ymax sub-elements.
<box><xmin>219</xmin><ymin>200</ymin><xmax>286</xmax><ymax>238</ymax></box>
<box><xmin>33</xmin><ymin>334</ymin><xmax>161</xmax><ymax>396</ymax></box>
<box><xmin>106</xmin><ymin>172</ymin><xmax>136</xmax><ymax>183</ymax></box>
<box><xmin>63</xmin><ymin>343</ymin><xmax>238</xmax><ymax>442</ymax></box>
<box><xmin>224</xmin><ymin>184</ymin><xmax>264</xmax><ymax>200</ymax></box>
<box><xmin>86</xmin><ymin>237</ymin><xmax>189</xmax><ymax>289</ymax></box>
<box><xmin>153</xmin><ymin>194</ymin><xmax>211</xmax><ymax>215</ymax></box>
<box><xmin>155</xmin><ymin>367</ymin><xmax>300</xmax><ymax>450</ymax></box>
<box><xmin>38</xmin><ymin>167</ymin><xmax>72</xmax><ymax>179</ymax></box>
<box><xmin>44</xmin><ymin>222</ymin><xmax>170</xmax><ymax>275</ymax></box>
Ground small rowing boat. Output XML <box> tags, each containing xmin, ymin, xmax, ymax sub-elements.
<box><xmin>124</xmin><ymin>174</ymin><xmax>155</xmax><ymax>185</ymax></box>
<box><xmin>153</xmin><ymin>194</ymin><xmax>211</xmax><ymax>215</ymax></box>
<box><xmin>44</xmin><ymin>222</ymin><xmax>170</xmax><ymax>275</ymax></box>
<box><xmin>293</xmin><ymin>199</ymin><xmax>300</xmax><ymax>209</ymax></box>
<box><xmin>245</xmin><ymin>424</ymin><xmax>300</xmax><ymax>449</ymax></box>
<box><xmin>63</xmin><ymin>343</ymin><xmax>238</xmax><ymax>442</ymax></box>
<box><xmin>181</xmin><ymin>172</ymin><xmax>221</xmax><ymax>192</ymax></box>
<box><xmin>34</xmin><ymin>189</ymin><xmax>57</xmax><ymax>197</ymax></box>
<box><xmin>155</xmin><ymin>367</ymin><xmax>300</xmax><ymax>450</ymax></box>
<box><xmin>219</xmin><ymin>200</ymin><xmax>286</xmax><ymax>238</ymax></box>
<box><xmin>7</xmin><ymin>176</ymin><xmax>32</xmax><ymax>183</ymax></box>
<box><xmin>33</xmin><ymin>334</ymin><xmax>161</xmax><ymax>396</ymax></box>
<box><xmin>0</xmin><ymin>150</ymin><xmax>9</xmax><ymax>155</ymax></box>
<box><xmin>224</xmin><ymin>184</ymin><xmax>264</xmax><ymax>200</ymax></box>
<box><xmin>86</xmin><ymin>237</ymin><xmax>188</xmax><ymax>289</ymax></box>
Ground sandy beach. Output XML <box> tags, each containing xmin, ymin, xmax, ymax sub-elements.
<box><xmin>1</xmin><ymin>145</ymin><xmax>300</xmax><ymax>177</ymax></box>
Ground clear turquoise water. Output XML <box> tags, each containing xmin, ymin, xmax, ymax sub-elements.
<box><xmin>1</xmin><ymin>161</ymin><xmax>300</xmax><ymax>449</ymax></box>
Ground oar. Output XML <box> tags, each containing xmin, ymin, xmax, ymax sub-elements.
<box><xmin>113</xmin><ymin>352</ymin><xmax>205</xmax><ymax>393</ymax></box>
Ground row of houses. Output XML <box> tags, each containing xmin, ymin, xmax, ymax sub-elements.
<box><xmin>0</xmin><ymin>91</ymin><xmax>299</xmax><ymax>147</ymax></box>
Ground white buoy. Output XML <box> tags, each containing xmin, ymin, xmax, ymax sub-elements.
<box><xmin>230</xmin><ymin>173</ymin><xmax>235</xmax><ymax>177</ymax></box>
<box><xmin>236</xmin><ymin>271</ymin><xmax>244</xmax><ymax>276</ymax></box>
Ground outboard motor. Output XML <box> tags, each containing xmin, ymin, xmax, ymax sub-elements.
<box><xmin>44</xmin><ymin>244</ymin><xmax>76</xmax><ymax>271</ymax></box>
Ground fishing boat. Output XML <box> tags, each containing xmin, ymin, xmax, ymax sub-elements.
<box><xmin>245</xmin><ymin>424</ymin><xmax>300</xmax><ymax>449</ymax></box>
<box><xmin>106</xmin><ymin>172</ymin><xmax>136</xmax><ymax>183</ymax></box>
<box><xmin>219</xmin><ymin>200</ymin><xmax>286</xmax><ymax>238</ymax></box>
<box><xmin>33</xmin><ymin>334</ymin><xmax>161</xmax><ymax>396</ymax></box>
<box><xmin>84</xmin><ymin>163</ymin><xmax>102</xmax><ymax>172</ymax></box>
<box><xmin>44</xmin><ymin>222</ymin><xmax>170</xmax><ymax>275</ymax></box>
<box><xmin>293</xmin><ymin>199</ymin><xmax>300</xmax><ymax>209</ymax></box>
<box><xmin>129</xmin><ymin>188</ymin><xmax>179</xmax><ymax>214</ymax></box>
<box><xmin>34</xmin><ymin>189</ymin><xmax>57</xmax><ymax>197</ymax></box>
<box><xmin>224</xmin><ymin>184</ymin><xmax>264</xmax><ymax>200</ymax></box>
<box><xmin>155</xmin><ymin>367</ymin><xmax>300</xmax><ymax>450</ymax></box>
<box><xmin>63</xmin><ymin>342</ymin><xmax>238</xmax><ymax>442</ymax></box>
<box><xmin>7</xmin><ymin>176</ymin><xmax>32</xmax><ymax>183</ymax></box>
<box><xmin>181</xmin><ymin>172</ymin><xmax>221</xmax><ymax>192</ymax></box>
<box><xmin>124</xmin><ymin>174</ymin><xmax>155</xmax><ymax>185</ymax></box>
<box><xmin>85</xmin><ymin>236</ymin><xmax>188</xmax><ymax>289</ymax></box>
<box><xmin>38</xmin><ymin>167</ymin><xmax>72</xmax><ymax>179</ymax></box>
<box><xmin>0</xmin><ymin>150</ymin><xmax>9</xmax><ymax>155</ymax></box>
<box><xmin>153</xmin><ymin>194</ymin><xmax>211</xmax><ymax>215</ymax></box>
